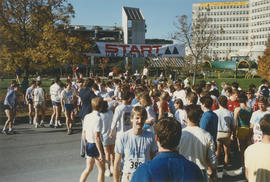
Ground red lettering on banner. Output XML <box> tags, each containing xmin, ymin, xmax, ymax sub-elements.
<box><xmin>152</xmin><ymin>45</ymin><xmax>162</xmax><ymax>54</ymax></box>
<box><xmin>130</xmin><ymin>45</ymin><xmax>140</xmax><ymax>54</ymax></box>
<box><xmin>118</xmin><ymin>44</ymin><xmax>130</xmax><ymax>54</ymax></box>
<box><xmin>105</xmin><ymin>44</ymin><xmax>118</xmax><ymax>53</ymax></box>
<box><xmin>140</xmin><ymin>46</ymin><xmax>152</xmax><ymax>54</ymax></box>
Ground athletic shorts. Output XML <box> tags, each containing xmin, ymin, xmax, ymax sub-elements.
<box><xmin>64</xmin><ymin>104</ymin><xmax>75</xmax><ymax>111</ymax></box>
<box><xmin>52</xmin><ymin>101</ymin><xmax>61</xmax><ymax>107</ymax></box>
<box><xmin>28</xmin><ymin>99</ymin><xmax>33</xmax><ymax>104</ymax></box>
<box><xmin>217</xmin><ymin>131</ymin><xmax>231</xmax><ymax>146</ymax></box>
<box><xmin>102</xmin><ymin>136</ymin><xmax>115</xmax><ymax>146</ymax></box>
<box><xmin>86</xmin><ymin>142</ymin><xmax>99</xmax><ymax>158</ymax></box>
<box><xmin>34</xmin><ymin>101</ymin><xmax>45</xmax><ymax>109</ymax></box>
<box><xmin>3</xmin><ymin>105</ymin><xmax>11</xmax><ymax>110</ymax></box>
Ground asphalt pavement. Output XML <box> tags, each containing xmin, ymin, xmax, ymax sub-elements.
<box><xmin>0</xmin><ymin>119</ymin><xmax>247</xmax><ymax>182</ymax></box>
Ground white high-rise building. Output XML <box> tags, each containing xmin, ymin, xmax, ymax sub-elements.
<box><xmin>192</xmin><ymin>0</ymin><xmax>270</xmax><ymax>62</ymax></box>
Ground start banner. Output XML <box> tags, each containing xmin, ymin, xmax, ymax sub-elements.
<box><xmin>95</xmin><ymin>42</ymin><xmax>184</xmax><ymax>58</ymax></box>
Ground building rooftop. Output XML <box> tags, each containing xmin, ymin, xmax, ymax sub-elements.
<box><xmin>123</xmin><ymin>7</ymin><xmax>144</xmax><ymax>21</ymax></box>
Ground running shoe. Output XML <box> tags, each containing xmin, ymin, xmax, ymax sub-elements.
<box><xmin>40</xmin><ymin>121</ymin><xmax>45</xmax><ymax>127</ymax></box>
<box><xmin>57</xmin><ymin>121</ymin><xmax>62</xmax><ymax>127</ymax></box>
<box><xmin>2</xmin><ymin>130</ymin><xmax>7</xmax><ymax>135</ymax></box>
<box><xmin>34</xmin><ymin>123</ymin><xmax>39</xmax><ymax>128</ymax></box>
<box><xmin>67</xmin><ymin>129</ymin><xmax>72</xmax><ymax>135</ymax></box>
<box><xmin>105</xmin><ymin>169</ymin><xmax>112</xmax><ymax>177</ymax></box>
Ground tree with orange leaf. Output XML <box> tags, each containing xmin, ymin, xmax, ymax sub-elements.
<box><xmin>258</xmin><ymin>37</ymin><xmax>270</xmax><ymax>80</ymax></box>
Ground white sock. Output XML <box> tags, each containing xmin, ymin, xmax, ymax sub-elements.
<box><xmin>49</xmin><ymin>120</ymin><xmax>54</xmax><ymax>125</ymax></box>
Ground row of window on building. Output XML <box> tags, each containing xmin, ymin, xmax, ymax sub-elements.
<box><xmin>210</xmin><ymin>42</ymin><xmax>249</xmax><ymax>47</ymax></box>
<box><xmin>206</xmin><ymin>29</ymin><xmax>248</xmax><ymax>34</ymax></box>
<box><xmin>199</xmin><ymin>10</ymin><xmax>249</xmax><ymax>16</ymax></box>
<box><xmin>251</xmin><ymin>26</ymin><xmax>270</xmax><ymax>33</ymax></box>
<box><xmin>252</xmin><ymin>0</ymin><xmax>270</xmax><ymax>6</ymax></box>
<box><xmin>212</xmin><ymin>36</ymin><xmax>248</xmax><ymax>41</ymax></box>
<box><xmin>251</xmin><ymin>34</ymin><xmax>270</xmax><ymax>40</ymax></box>
<box><xmin>251</xmin><ymin>12</ymin><xmax>270</xmax><ymax>20</ymax></box>
<box><xmin>251</xmin><ymin>19</ymin><xmax>270</xmax><ymax>26</ymax></box>
<box><xmin>253</xmin><ymin>41</ymin><xmax>268</xmax><ymax>45</ymax></box>
<box><xmin>199</xmin><ymin>4</ymin><xmax>249</xmax><ymax>10</ymax></box>
<box><xmin>207</xmin><ymin>23</ymin><xmax>249</xmax><ymax>28</ymax></box>
<box><xmin>252</xmin><ymin>5</ymin><xmax>270</xmax><ymax>13</ymax></box>
<box><xmin>210</xmin><ymin>17</ymin><xmax>249</xmax><ymax>22</ymax></box>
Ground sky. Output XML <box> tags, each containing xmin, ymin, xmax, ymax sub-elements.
<box><xmin>69</xmin><ymin>0</ymin><xmax>233</xmax><ymax>39</ymax></box>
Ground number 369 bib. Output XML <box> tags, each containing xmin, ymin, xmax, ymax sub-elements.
<box><xmin>123</xmin><ymin>158</ymin><xmax>145</xmax><ymax>173</ymax></box>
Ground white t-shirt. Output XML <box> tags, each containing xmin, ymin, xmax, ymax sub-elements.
<box><xmin>33</xmin><ymin>87</ymin><xmax>45</xmax><ymax>102</ymax></box>
<box><xmin>50</xmin><ymin>83</ymin><xmax>62</xmax><ymax>102</ymax></box>
<box><xmin>245</xmin><ymin>142</ymin><xmax>270</xmax><ymax>182</ymax></box>
<box><xmin>184</xmin><ymin>78</ymin><xmax>189</xmax><ymax>87</ymax></box>
<box><xmin>179</xmin><ymin>126</ymin><xmax>217</xmax><ymax>170</ymax></box>
<box><xmin>214</xmin><ymin>108</ymin><xmax>234</xmax><ymax>132</ymax></box>
<box><xmin>61</xmin><ymin>89</ymin><xmax>75</xmax><ymax>104</ymax></box>
<box><xmin>111</xmin><ymin>104</ymin><xmax>133</xmax><ymax>138</ymax></box>
<box><xmin>83</xmin><ymin>111</ymin><xmax>103</xmax><ymax>143</ymax></box>
<box><xmin>142</xmin><ymin>68</ymin><xmax>149</xmax><ymax>76</ymax></box>
<box><xmin>175</xmin><ymin>109</ymin><xmax>187</xmax><ymax>128</ymax></box>
<box><xmin>115</xmin><ymin>129</ymin><xmax>158</xmax><ymax>173</ymax></box>
<box><xmin>100</xmin><ymin>110</ymin><xmax>114</xmax><ymax>140</ymax></box>
<box><xmin>250</xmin><ymin>110</ymin><xmax>270</xmax><ymax>143</ymax></box>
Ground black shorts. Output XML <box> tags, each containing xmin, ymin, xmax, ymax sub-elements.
<box><xmin>3</xmin><ymin>105</ymin><xmax>11</xmax><ymax>110</ymax></box>
<box><xmin>86</xmin><ymin>142</ymin><xmax>99</xmax><ymax>158</ymax></box>
<box><xmin>28</xmin><ymin>99</ymin><xmax>33</xmax><ymax>104</ymax></box>
<box><xmin>52</xmin><ymin>101</ymin><xmax>61</xmax><ymax>107</ymax></box>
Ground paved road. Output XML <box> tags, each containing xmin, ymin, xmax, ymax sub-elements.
<box><xmin>0</xmin><ymin>121</ymin><xmax>114</xmax><ymax>182</ymax></box>
<box><xmin>0</xmin><ymin>120</ymin><xmax>247</xmax><ymax>182</ymax></box>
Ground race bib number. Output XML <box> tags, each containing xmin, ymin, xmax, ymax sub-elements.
<box><xmin>123</xmin><ymin>158</ymin><xmax>145</xmax><ymax>173</ymax></box>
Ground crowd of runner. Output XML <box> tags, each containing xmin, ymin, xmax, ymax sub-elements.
<box><xmin>2</xmin><ymin>70</ymin><xmax>270</xmax><ymax>182</ymax></box>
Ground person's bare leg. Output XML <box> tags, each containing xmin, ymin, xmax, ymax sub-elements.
<box><xmin>109</xmin><ymin>144</ymin><xmax>115</xmax><ymax>171</ymax></box>
<box><xmin>223</xmin><ymin>143</ymin><xmax>231</xmax><ymax>169</ymax></box>
<box><xmin>3</xmin><ymin>109</ymin><xmax>12</xmax><ymax>130</ymax></box>
<box><xmin>216</xmin><ymin>142</ymin><xmax>221</xmax><ymax>161</ymax></box>
<box><xmin>34</xmin><ymin>107</ymin><xmax>40</xmax><ymax>127</ymax></box>
<box><xmin>50</xmin><ymin>106</ymin><xmax>56</xmax><ymax>125</ymax></box>
<box><xmin>95</xmin><ymin>158</ymin><xmax>105</xmax><ymax>182</ymax></box>
<box><xmin>104</xmin><ymin>146</ymin><xmax>111</xmax><ymax>171</ymax></box>
<box><xmin>79</xmin><ymin>157</ymin><xmax>95</xmax><ymax>182</ymax></box>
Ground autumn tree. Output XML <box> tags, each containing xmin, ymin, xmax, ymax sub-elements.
<box><xmin>258</xmin><ymin>37</ymin><xmax>270</xmax><ymax>80</ymax></box>
<box><xmin>173</xmin><ymin>9</ymin><xmax>222</xmax><ymax>85</ymax></box>
<box><xmin>0</xmin><ymin>0</ymin><xmax>89</xmax><ymax>77</ymax></box>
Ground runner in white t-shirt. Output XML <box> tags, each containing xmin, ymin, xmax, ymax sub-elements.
<box><xmin>61</xmin><ymin>81</ymin><xmax>76</xmax><ymax>135</ymax></box>
<box><xmin>32</xmin><ymin>81</ymin><xmax>46</xmax><ymax>128</ymax></box>
<box><xmin>49</xmin><ymin>77</ymin><xmax>62</xmax><ymax>128</ymax></box>
<box><xmin>114</xmin><ymin>106</ymin><xmax>158</xmax><ymax>182</ymax></box>
<box><xmin>250</xmin><ymin>96</ymin><xmax>270</xmax><ymax>143</ymax></box>
<box><xmin>79</xmin><ymin>97</ymin><xmax>105</xmax><ymax>182</ymax></box>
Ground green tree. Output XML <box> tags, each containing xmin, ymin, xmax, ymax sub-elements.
<box><xmin>258</xmin><ymin>37</ymin><xmax>270</xmax><ymax>80</ymax></box>
<box><xmin>0</xmin><ymin>0</ymin><xmax>88</xmax><ymax>77</ymax></box>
